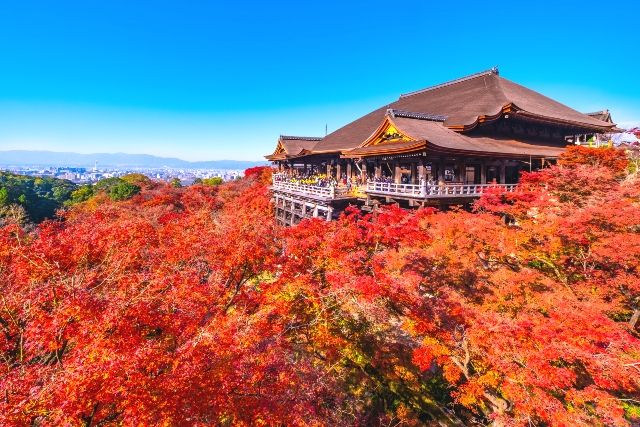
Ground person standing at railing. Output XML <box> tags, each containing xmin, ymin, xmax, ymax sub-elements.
<box><xmin>425</xmin><ymin>178</ymin><xmax>434</xmax><ymax>195</ymax></box>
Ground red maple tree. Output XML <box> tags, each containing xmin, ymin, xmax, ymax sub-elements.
<box><xmin>1</xmin><ymin>151</ymin><xmax>639</xmax><ymax>426</ymax></box>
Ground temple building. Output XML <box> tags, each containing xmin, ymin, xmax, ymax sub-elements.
<box><xmin>266</xmin><ymin>68</ymin><xmax>617</xmax><ymax>225</ymax></box>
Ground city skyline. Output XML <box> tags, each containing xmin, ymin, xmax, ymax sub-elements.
<box><xmin>1</xmin><ymin>1</ymin><xmax>639</xmax><ymax>161</ymax></box>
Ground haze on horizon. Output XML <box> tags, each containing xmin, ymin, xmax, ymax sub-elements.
<box><xmin>1</xmin><ymin>0</ymin><xmax>639</xmax><ymax>162</ymax></box>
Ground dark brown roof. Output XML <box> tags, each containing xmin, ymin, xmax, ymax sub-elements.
<box><xmin>315</xmin><ymin>69</ymin><xmax>615</xmax><ymax>153</ymax></box>
<box><xmin>279</xmin><ymin>135</ymin><xmax>322</xmax><ymax>154</ymax></box>
<box><xmin>265</xmin><ymin>135</ymin><xmax>322</xmax><ymax>160</ymax></box>
<box><xmin>344</xmin><ymin>114</ymin><xmax>565</xmax><ymax>158</ymax></box>
<box><xmin>585</xmin><ymin>109</ymin><xmax>613</xmax><ymax>123</ymax></box>
<box><xmin>311</xmin><ymin>106</ymin><xmax>389</xmax><ymax>153</ymax></box>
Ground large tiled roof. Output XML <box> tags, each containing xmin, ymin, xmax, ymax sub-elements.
<box><xmin>388</xmin><ymin>115</ymin><xmax>565</xmax><ymax>158</ymax></box>
<box><xmin>314</xmin><ymin>68</ymin><xmax>615</xmax><ymax>153</ymax></box>
<box><xmin>344</xmin><ymin>114</ymin><xmax>564</xmax><ymax>158</ymax></box>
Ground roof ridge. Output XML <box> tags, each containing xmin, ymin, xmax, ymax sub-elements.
<box><xmin>280</xmin><ymin>135</ymin><xmax>323</xmax><ymax>141</ymax></box>
<box><xmin>399</xmin><ymin>67</ymin><xmax>499</xmax><ymax>99</ymax></box>
<box><xmin>584</xmin><ymin>109</ymin><xmax>609</xmax><ymax>115</ymax></box>
<box><xmin>387</xmin><ymin>109</ymin><xmax>447</xmax><ymax>122</ymax></box>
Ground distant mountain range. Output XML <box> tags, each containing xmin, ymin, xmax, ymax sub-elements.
<box><xmin>0</xmin><ymin>150</ymin><xmax>267</xmax><ymax>169</ymax></box>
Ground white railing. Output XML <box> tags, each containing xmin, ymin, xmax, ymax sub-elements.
<box><xmin>271</xmin><ymin>180</ymin><xmax>348</xmax><ymax>199</ymax></box>
<box><xmin>366</xmin><ymin>182</ymin><xmax>424</xmax><ymax>196</ymax></box>
<box><xmin>273</xmin><ymin>178</ymin><xmax>517</xmax><ymax>199</ymax></box>
<box><xmin>366</xmin><ymin>182</ymin><xmax>517</xmax><ymax>197</ymax></box>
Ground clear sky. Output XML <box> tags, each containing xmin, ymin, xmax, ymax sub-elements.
<box><xmin>0</xmin><ymin>0</ymin><xmax>638</xmax><ymax>161</ymax></box>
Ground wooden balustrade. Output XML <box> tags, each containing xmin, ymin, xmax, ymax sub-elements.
<box><xmin>271</xmin><ymin>179</ymin><xmax>348</xmax><ymax>199</ymax></box>
<box><xmin>273</xmin><ymin>177</ymin><xmax>517</xmax><ymax>200</ymax></box>
<box><xmin>366</xmin><ymin>182</ymin><xmax>517</xmax><ymax>197</ymax></box>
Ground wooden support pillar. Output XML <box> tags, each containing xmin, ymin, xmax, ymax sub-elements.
<box><xmin>410</xmin><ymin>162</ymin><xmax>417</xmax><ymax>184</ymax></box>
<box><xmin>361</xmin><ymin>161</ymin><xmax>368</xmax><ymax>182</ymax></box>
<box><xmin>290</xmin><ymin>203</ymin><xmax>297</xmax><ymax>226</ymax></box>
<box><xmin>437</xmin><ymin>160</ymin><xmax>445</xmax><ymax>184</ymax></box>
<box><xmin>456</xmin><ymin>160</ymin><xmax>465</xmax><ymax>183</ymax></box>
<box><xmin>499</xmin><ymin>161</ymin><xmax>506</xmax><ymax>184</ymax></box>
<box><xmin>346</xmin><ymin>161</ymin><xmax>352</xmax><ymax>179</ymax></box>
<box><xmin>326</xmin><ymin>163</ymin><xmax>332</xmax><ymax>177</ymax></box>
<box><xmin>375</xmin><ymin>161</ymin><xmax>382</xmax><ymax>179</ymax></box>
<box><xmin>480</xmin><ymin>161</ymin><xmax>487</xmax><ymax>184</ymax></box>
<box><xmin>394</xmin><ymin>161</ymin><xmax>401</xmax><ymax>184</ymax></box>
<box><xmin>336</xmin><ymin>162</ymin><xmax>342</xmax><ymax>181</ymax></box>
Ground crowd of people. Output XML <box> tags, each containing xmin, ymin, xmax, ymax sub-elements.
<box><xmin>274</xmin><ymin>173</ymin><xmax>336</xmax><ymax>187</ymax></box>
<box><xmin>274</xmin><ymin>172</ymin><xmax>363</xmax><ymax>192</ymax></box>
<box><xmin>274</xmin><ymin>171</ymin><xmax>442</xmax><ymax>189</ymax></box>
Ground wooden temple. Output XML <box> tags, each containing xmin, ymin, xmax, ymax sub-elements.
<box><xmin>266</xmin><ymin>68</ymin><xmax>617</xmax><ymax>225</ymax></box>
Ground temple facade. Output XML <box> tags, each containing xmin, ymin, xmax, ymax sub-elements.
<box><xmin>266</xmin><ymin>68</ymin><xmax>617</xmax><ymax>225</ymax></box>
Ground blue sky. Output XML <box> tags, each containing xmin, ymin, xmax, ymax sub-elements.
<box><xmin>0</xmin><ymin>0</ymin><xmax>638</xmax><ymax>161</ymax></box>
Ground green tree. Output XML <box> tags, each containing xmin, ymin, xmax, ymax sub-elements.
<box><xmin>0</xmin><ymin>187</ymin><xmax>8</xmax><ymax>207</ymax></box>
<box><xmin>94</xmin><ymin>177</ymin><xmax>141</xmax><ymax>201</ymax></box>
<box><xmin>67</xmin><ymin>185</ymin><xmax>95</xmax><ymax>205</ymax></box>
<box><xmin>202</xmin><ymin>177</ymin><xmax>223</xmax><ymax>186</ymax></box>
<box><xmin>94</xmin><ymin>177</ymin><xmax>123</xmax><ymax>192</ymax></box>
<box><xmin>109</xmin><ymin>181</ymin><xmax>140</xmax><ymax>201</ymax></box>
<box><xmin>121</xmin><ymin>173</ymin><xmax>151</xmax><ymax>186</ymax></box>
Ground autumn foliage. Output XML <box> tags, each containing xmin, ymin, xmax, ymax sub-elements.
<box><xmin>1</xmin><ymin>148</ymin><xmax>639</xmax><ymax>426</ymax></box>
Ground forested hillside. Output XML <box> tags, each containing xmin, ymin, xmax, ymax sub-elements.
<box><xmin>0</xmin><ymin>148</ymin><xmax>639</xmax><ymax>426</ymax></box>
<box><xmin>0</xmin><ymin>172</ymin><xmax>76</xmax><ymax>223</ymax></box>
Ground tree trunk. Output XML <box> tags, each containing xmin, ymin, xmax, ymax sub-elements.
<box><xmin>630</xmin><ymin>308</ymin><xmax>640</xmax><ymax>332</ymax></box>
